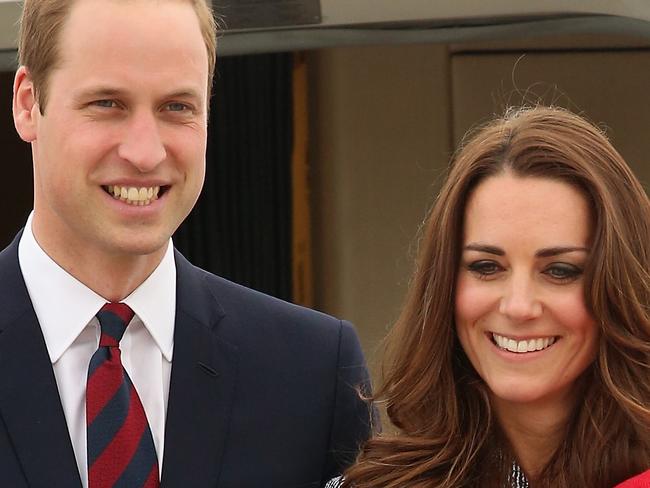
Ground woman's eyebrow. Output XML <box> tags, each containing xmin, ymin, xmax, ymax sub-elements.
<box><xmin>463</xmin><ymin>244</ymin><xmax>589</xmax><ymax>257</ymax></box>
<box><xmin>463</xmin><ymin>243</ymin><xmax>504</xmax><ymax>256</ymax></box>
<box><xmin>535</xmin><ymin>246</ymin><xmax>590</xmax><ymax>258</ymax></box>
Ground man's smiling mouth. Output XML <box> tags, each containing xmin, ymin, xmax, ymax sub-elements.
<box><xmin>491</xmin><ymin>332</ymin><xmax>558</xmax><ymax>353</ymax></box>
<box><xmin>103</xmin><ymin>185</ymin><xmax>167</xmax><ymax>206</ymax></box>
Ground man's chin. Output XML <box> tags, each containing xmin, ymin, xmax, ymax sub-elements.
<box><xmin>100</xmin><ymin>233</ymin><xmax>172</xmax><ymax>260</ymax></box>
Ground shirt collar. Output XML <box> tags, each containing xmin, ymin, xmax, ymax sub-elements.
<box><xmin>122</xmin><ymin>243</ymin><xmax>176</xmax><ymax>362</ymax></box>
<box><xmin>18</xmin><ymin>212</ymin><xmax>176</xmax><ymax>363</ymax></box>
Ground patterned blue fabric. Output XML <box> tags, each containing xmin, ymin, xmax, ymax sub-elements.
<box><xmin>325</xmin><ymin>461</ymin><xmax>529</xmax><ymax>487</ymax></box>
<box><xmin>509</xmin><ymin>462</ymin><xmax>530</xmax><ymax>487</ymax></box>
<box><xmin>325</xmin><ymin>476</ymin><xmax>342</xmax><ymax>488</ymax></box>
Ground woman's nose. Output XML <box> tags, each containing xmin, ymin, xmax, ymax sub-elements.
<box><xmin>498</xmin><ymin>275</ymin><xmax>543</xmax><ymax>321</ymax></box>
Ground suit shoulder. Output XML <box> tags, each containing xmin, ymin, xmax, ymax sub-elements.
<box><xmin>193</xmin><ymin>266</ymin><xmax>346</xmax><ymax>332</ymax></box>
<box><xmin>187</xmin><ymin>266</ymin><xmax>366</xmax><ymax>370</ymax></box>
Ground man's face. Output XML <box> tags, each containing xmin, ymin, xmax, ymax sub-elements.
<box><xmin>21</xmin><ymin>0</ymin><xmax>208</xmax><ymax>262</ymax></box>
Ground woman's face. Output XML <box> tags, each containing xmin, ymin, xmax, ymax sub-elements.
<box><xmin>455</xmin><ymin>173</ymin><xmax>598</xmax><ymax>412</ymax></box>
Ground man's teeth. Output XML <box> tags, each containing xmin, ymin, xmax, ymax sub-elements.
<box><xmin>492</xmin><ymin>333</ymin><xmax>556</xmax><ymax>353</ymax></box>
<box><xmin>107</xmin><ymin>185</ymin><xmax>160</xmax><ymax>206</ymax></box>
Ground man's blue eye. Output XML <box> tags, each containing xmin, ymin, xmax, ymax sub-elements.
<box><xmin>93</xmin><ymin>100</ymin><xmax>116</xmax><ymax>108</ymax></box>
<box><xmin>167</xmin><ymin>103</ymin><xmax>188</xmax><ymax>112</ymax></box>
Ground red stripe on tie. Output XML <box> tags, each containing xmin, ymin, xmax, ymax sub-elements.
<box><xmin>89</xmin><ymin>386</ymin><xmax>147</xmax><ymax>488</ymax></box>
<box><xmin>101</xmin><ymin>302</ymin><xmax>134</xmax><ymax>324</ymax></box>
<box><xmin>143</xmin><ymin>463</ymin><xmax>159</xmax><ymax>488</ymax></box>
<box><xmin>98</xmin><ymin>334</ymin><xmax>120</xmax><ymax>348</ymax></box>
<box><xmin>86</xmin><ymin>352</ymin><xmax>123</xmax><ymax>425</ymax></box>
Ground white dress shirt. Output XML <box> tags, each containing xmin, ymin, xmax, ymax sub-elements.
<box><xmin>18</xmin><ymin>212</ymin><xmax>176</xmax><ymax>487</ymax></box>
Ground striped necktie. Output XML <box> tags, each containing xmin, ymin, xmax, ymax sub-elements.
<box><xmin>86</xmin><ymin>303</ymin><xmax>160</xmax><ymax>488</ymax></box>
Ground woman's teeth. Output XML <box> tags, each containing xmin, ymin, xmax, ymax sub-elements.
<box><xmin>492</xmin><ymin>333</ymin><xmax>556</xmax><ymax>353</ymax></box>
<box><xmin>106</xmin><ymin>185</ymin><xmax>160</xmax><ymax>206</ymax></box>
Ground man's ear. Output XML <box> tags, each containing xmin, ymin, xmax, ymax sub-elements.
<box><xmin>13</xmin><ymin>66</ymin><xmax>39</xmax><ymax>143</ymax></box>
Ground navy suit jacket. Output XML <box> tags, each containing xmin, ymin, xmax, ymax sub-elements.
<box><xmin>0</xmin><ymin>233</ymin><xmax>374</xmax><ymax>487</ymax></box>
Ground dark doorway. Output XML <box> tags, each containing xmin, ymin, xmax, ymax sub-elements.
<box><xmin>0</xmin><ymin>71</ymin><xmax>33</xmax><ymax>247</ymax></box>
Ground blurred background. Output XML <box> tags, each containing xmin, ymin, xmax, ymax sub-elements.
<box><xmin>0</xmin><ymin>0</ymin><xmax>649</xmax><ymax>383</ymax></box>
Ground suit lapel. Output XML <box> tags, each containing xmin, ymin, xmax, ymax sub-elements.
<box><xmin>161</xmin><ymin>252</ymin><xmax>239</xmax><ymax>487</ymax></box>
<box><xmin>0</xmin><ymin>234</ymin><xmax>81</xmax><ymax>487</ymax></box>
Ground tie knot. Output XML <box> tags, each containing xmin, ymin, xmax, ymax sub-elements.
<box><xmin>96</xmin><ymin>303</ymin><xmax>134</xmax><ymax>347</ymax></box>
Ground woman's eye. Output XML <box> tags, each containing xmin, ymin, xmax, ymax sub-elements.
<box><xmin>467</xmin><ymin>260</ymin><xmax>502</xmax><ymax>278</ymax></box>
<box><xmin>543</xmin><ymin>263</ymin><xmax>582</xmax><ymax>282</ymax></box>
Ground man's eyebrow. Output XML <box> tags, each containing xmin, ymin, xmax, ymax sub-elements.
<box><xmin>165</xmin><ymin>89</ymin><xmax>202</xmax><ymax>100</ymax></box>
<box><xmin>73</xmin><ymin>87</ymin><xmax>203</xmax><ymax>101</ymax></box>
<box><xmin>463</xmin><ymin>244</ymin><xmax>504</xmax><ymax>256</ymax></box>
<box><xmin>535</xmin><ymin>246</ymin><xmax>589</xmax><ymax>258</ymax></box>
<box><xmin>74</xmin><ymin>87</ymin><xmax>125</xmax><ymax>99</ymax></box>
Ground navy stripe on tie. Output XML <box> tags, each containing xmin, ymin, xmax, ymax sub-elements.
<box><xmin>113</xmin><ymin>424</ymin><xmax>158</xmax><ymax>488</ymax></box>
<box><xmin>87</xmin><ymin>347</ymin><xmax>110</xmax><ymax>378</ymax></box>
<box><xmin>96</xmin><ymin>310</ymin><xmax>128</xmax><ymax>342</ymax></box>
<box><xmin>87</xmin><ymin>373</ymin><xmax>131</xmax><ymax>465</ymax></box>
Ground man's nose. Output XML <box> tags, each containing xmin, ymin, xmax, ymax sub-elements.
<box><xmin>498</xmin><ymin>273</ymin><xmax>543</xmax><ymax>321</ymax></box>
<box><xmin>117</xmin><ymin>111</ymin><xmax>167</xmax><ymax>171</ymax></box>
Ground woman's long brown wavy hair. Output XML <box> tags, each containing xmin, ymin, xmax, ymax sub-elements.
<box><xmin>343</xmin><ymin>106</ymin><xmax>650</xmax><ymax>487</ymax></box>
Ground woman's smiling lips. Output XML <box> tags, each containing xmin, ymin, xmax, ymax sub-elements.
<box><xmin>488</xmin><ymin>332</ymin><xmax>560</xmax><ymax>354</ymax></box>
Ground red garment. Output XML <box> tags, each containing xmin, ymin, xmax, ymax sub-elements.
<box><xmin>615</xmin><ymin>470</ymin><xmax>650</xmax><ymax>488</ymax></box>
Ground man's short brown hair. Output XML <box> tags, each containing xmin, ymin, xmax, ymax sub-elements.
<box><xmin>18</xmin><ymin>0</ymin><xmax>217</xmax><ymax>113</ymax></box>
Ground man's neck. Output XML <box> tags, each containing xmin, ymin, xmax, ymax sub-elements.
<box><xmin>31</xmin><ymin>223</ymin><xmax>166</xmax><ymax>302</ymax></box>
